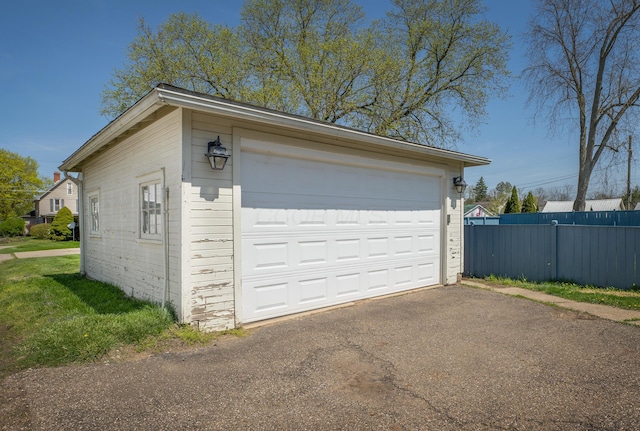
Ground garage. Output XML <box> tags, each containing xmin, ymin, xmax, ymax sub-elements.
<box><xmin>61</xmin><ymin>85</ymin><xmax>488</xmax><ymax>331</ymax></box>
<box><xmin>240</xmin><ymin>138</ymin><xmax>443</xmax><ymax>322</ymax></box>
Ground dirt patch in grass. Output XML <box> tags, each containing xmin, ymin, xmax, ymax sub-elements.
<box><xmin>101</xmin><ymin>338</ymin><xmax>204</xmax><ymax>364</ymax></box>
<box><xmin>0</xmin><ymin>324</ymin><xmax>20</xmax><ymax>380</ymax></box>
<box><xmin>100</xmin><ymin>328</ymin><xmax>250</xmax><ymax>365</ymax></box>
<box><xmin>0</xmin><ymin>324</ymin><xmax>31</xmax><ymax>431</ymax></box>
<box><xmin>0</xmin><ymin>374</ymin><xmax>31</xmax><ymax>431</ymax></box>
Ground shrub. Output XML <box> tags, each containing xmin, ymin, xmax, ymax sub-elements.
<box><xmin>49</xmin><ymin>207</ymin><xmax>74</xmax><ymax>241</ymax></box>
<box><xmin>29</xmin><ymin>223</ymin><xmax>50</xmax><ymax>239</ymax></box>
<box><xmin>0</xmin><ymin>217</ymin><xmax>26</xmax><ymax>237</ymax></box>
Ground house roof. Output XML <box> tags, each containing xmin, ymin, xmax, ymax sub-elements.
<box><xmin>541</xmin><ymin>198</ymin><xmax>624</xmax><ymax>212</ymax></box>
<box><xmin>463</xmin><ymin>204</ymin><xmax>495</xmax><ymax>217</ymax></box>
<box><xmin>59</xmin><ymin>84</ymin><xmax>491</xmax><ymax>172</ymax></box>
<box><xmin>37</xmin><ymin>177</ymin><xmax>70</xmax><ymax>201</ymax></box>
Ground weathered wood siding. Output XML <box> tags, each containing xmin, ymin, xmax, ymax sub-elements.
<box><xmin>186</xmin><ymin>111</ymin><xmax>235</xmax><ymax>330</ymax></box>
<box><xmin>445</xmin><ymin>163</ymin><xmax>465</xmax><ymax>284</ymax></box>
<box><xmin>81</xmin><ymin>109</ymin><xmax>184</xmax><ymax>314</ymax></box>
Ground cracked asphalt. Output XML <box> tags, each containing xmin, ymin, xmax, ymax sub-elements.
<box><xmin>2</xmin><ymin>285</ymin><xmax>640</xmax><ymax>430</ymax></box>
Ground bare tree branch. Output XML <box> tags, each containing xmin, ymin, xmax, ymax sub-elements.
<box><xmin>524</xmin><ymin>0</ymin><xmax>640</xmax><ymax>210</ymax></box>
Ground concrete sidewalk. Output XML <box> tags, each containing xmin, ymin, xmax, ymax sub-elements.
<box><xmin>463</xmin><ymin>278</ymin><xmax>640</xmax><ymax>325</ymax></box>
<box><xmin>0</xmin><ymin>248</ymin><xmax>80</xmax><ymax>262</ymax></box>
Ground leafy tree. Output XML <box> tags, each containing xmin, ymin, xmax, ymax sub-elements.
<box><xmin>503</xmin><ymin>186</ymin><xmax>521</xmax><ymax>214</ymax></box>
<box><xmin>100</xmin><ymin>13</ymin><xmax>249</xmax><ymax>118</ymax></box>
<box><xmin>0</xmin><ymin>149</ymin><xmax>45</xmax><ymax>220</ymax></box>
<box><xmin>521</xmin><ymin>191</ymin><xmax>537</xmax><ymax>213</ymax></box>
<box><xmin>241</xmin><ymin>0</ymin><xmax>376</xmax><ymax>122</ymax></box>
<box><xmin>524</xmin><ymin>0</ymin><xmax>640</xmax><ymax>211</ymax></box>
<box><xmin>360</xmin><ymin>0</ymin><xmax>511</xmax><ymax>146</ymax></box>
<box><xmin>49</xmin><ymin>207</ymin><xmax>74</xmax><ymax>241</ymax></box>
<box><xmin>473</xmin><ymin>176</ymin><xmax>488</xmax><ymax>202</ymax></box>
<box><xmin>493</xmin><ymin>181</ymin><xmax>513</xmax><ymax>200</ymax></box>
<box><xmin>101</xmin><ymin>0</ymin><xmax>510</xmax><ymax>147</ymax></box>
<box><xmin>485</xmin><ymin>181</ymin><xmax>513</xmax><ymax>214</ymax></box>
<box><xmin>0</xmin><ymin>217</ymin><xmax>25</xmax><ymax>237</ymax></box>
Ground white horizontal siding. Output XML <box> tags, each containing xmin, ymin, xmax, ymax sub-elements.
<box><xmin>81</xmin><ymin>109</ymin><xmax>184</xmax><ymax>314</ymax></box>
<box><xmin>445</xmin><ymin>164</ymin><xmax>464</xmax><ymax>284</ymax></box>
<box><xmin>188</xmin><ymin>111</ymin><xmax>236</xmax><ymax>331</ymax></box>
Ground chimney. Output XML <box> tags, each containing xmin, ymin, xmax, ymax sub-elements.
<box><xmin>53</xmin><ymin>172</ymin><xmax>61</xmax><ymax>182</ymax></box>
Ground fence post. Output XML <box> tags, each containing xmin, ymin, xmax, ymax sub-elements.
<box><xmin>550</xmin><ymin>220</ymin><xmax>558</xmax><ymax>280</ymax></box>
<box><xmin>468</xmin><ymin>223</ymin><xmax>475</xmax><ymax>276</ymax></box>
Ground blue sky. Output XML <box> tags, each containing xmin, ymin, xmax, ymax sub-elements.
<box><xmin>1</xmin><ymin>0</ymin><xmax>636</xmax><ymax>195</ymax></box>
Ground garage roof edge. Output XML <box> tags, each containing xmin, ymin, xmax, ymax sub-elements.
<box><xmin>60</xmin><ymin>84</ymin><xmax>491</xmax><ymax>172</ymax></box>
<box><xmin>59</xmin><ymin>89</ymin><xmax>168</xmax><ymax>172</ymax></box>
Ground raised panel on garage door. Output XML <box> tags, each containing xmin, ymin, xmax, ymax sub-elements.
<box><xmin>241</xmin><ymin>147</ymin><xmax>441</xmax><ymax>322</ymax></box>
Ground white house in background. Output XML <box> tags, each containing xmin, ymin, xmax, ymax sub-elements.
<box><xmin>59</xmin><ymin>84</ymin><xmax>490</xmax><ymax>331</ymax></box>
<box><xmin>635</xmin><ymin>203</ymin><xmax>640</xmax><ymax>210</ymax></box>
<box><xmin>463</xmin><ymin>204</ymin><xmax>495</xmax><ymax>218</ymax></box>
<box><xmin>542</xmin><ymin>198</ymin><xmax>625</xmax><ymax>212</ymax></box>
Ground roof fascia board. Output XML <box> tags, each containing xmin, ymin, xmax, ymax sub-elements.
<box><xmin>59</xmin><ymin>91</ymin><xmax>167</xmax><ymax>172</ymax></box>
<box><xmin>156</xmin><ymin>87</ymin><xmax>490</xmax><ymax>167</ymax></box>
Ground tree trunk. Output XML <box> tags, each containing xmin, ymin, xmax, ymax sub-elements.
<box><xmin>573</xmin><ymin>164</ymin><xmax>592</xmax><ymax>211</ymax></box>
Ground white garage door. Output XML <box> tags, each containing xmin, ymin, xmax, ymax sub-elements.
<box><xmin>241</xmin><ymin>143</ymin><xmax>442</xmax><ymax>323</ymax></box>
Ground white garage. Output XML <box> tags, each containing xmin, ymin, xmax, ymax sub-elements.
<box><xmin>240</xmin><ymin>138</ymin><xmax>443</xmax><ymax>322</ymax></box>
<box><xmin>60</xmin><ymin>84</ymin><xmax>490</xmax><ymax>332</ymax></box>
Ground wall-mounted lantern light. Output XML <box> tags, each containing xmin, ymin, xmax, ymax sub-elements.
<box><xmin>453</xmin><ymin>176</ymin><xmax>467</xmax><ymax>194</ymax></box>
<box><xmin>205</xmin><ymin>136</ymin><xmax>230</xmax><ymax>170</ymax></box>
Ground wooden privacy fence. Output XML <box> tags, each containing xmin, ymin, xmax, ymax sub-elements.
<box><xmin>464</xmin><ymin>224</ymin><xmax>640</xmax><ymax>289</ymax></box>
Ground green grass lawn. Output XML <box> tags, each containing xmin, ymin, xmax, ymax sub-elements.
<box><xmin>0</xmin><ymin>254</ymin><xmax>244</xmax><ymax>377</ymax></box>
<box><xmin>0</xmin><ymin>237</ymin><xmax>80</xmax><ymax>254</ymax></box>
<box><xmin>485</xmin><ymin>276</ymin><xmax>640</xmax><ymax>311</ymax></box>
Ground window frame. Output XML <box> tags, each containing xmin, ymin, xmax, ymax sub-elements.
<box><xmin>139</xmin><ymin>179</ymin><xmax>163</xmax><ymax>241</ymax></box>
<box><xmin>51</xmin><ymin>198</ymin><xmax>63</xmax><ymax>212</ymax></box>
<box><xmin>88</xmin><ymin>192</ymin><xmax>100</xmax><ymax>236</ymax></box>
<box><xmin>67</xmin><ymin>182</ymin><xmax>73</xmax><ymax>195</ymax></box>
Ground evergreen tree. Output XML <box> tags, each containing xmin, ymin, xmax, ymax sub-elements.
<box><xmin>474</xmin><ymin>176</ymin><xmax>488</xmax><ymax>202</ymax></box>
<box><xmin>49</xmin><ymin>207</ymin><xmax>74</xmax><ymax>241</ymax></box>
<box><xmin>503</xmin><ymin>186</ymin><xmax>521</xmax><ymax>214</ymax></box>
<box><xmin>521</xmin><ymin>191</ymin><xmax>537</xmax><ymax>213</ymax></box>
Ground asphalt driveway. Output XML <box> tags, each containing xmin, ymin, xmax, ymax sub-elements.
<box><xmin>2</xmin><ymin>285</ymin><xmax>640</xmax><ymax>430</ymax></box>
